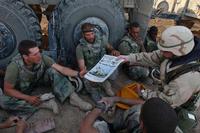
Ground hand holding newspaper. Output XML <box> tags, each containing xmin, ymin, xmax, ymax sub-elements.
<box><xmin>84</xmin><ymin>55</ymin><xmax>124</xmax><ymax>82</ymax></box>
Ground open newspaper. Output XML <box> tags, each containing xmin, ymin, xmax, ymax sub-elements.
<box><xmin>84</xmin><ymin>55</ymin><xmax>124</xmax><ymax>82</ymax></box>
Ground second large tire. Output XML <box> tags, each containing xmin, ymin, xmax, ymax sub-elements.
<box><xmin>55</xmin><ymin>0</ymin><xmax>126</xmax><ymax>67</ymax></box>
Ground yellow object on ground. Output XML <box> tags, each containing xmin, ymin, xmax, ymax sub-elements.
<box><xmin>116</xmin><ymin>82</ymin><xmax>145</xmax><ymax>110</ymax></box>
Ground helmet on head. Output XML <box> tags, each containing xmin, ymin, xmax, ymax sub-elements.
<box><xmin>158</xmin><ymin>26</ymin><xmax>194</xmax><ymax>56</ymax></box>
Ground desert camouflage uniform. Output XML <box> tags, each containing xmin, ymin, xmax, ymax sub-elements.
<box><xmin>111</xmin><ymin>50</ymin><xmax>200</xmax><ymax>133</ymax></box>
<box><xmin>0</xmin><ymin>54</ymin><xmax>74</xmax><ymax>115</ymax></box>
<box><xmin>118</xmin><ymin>34</ymin><xmax>149</xmax><ymax>80</ymax></box>
<box><xmin>128</xmin><ymin>50</ymin><xmax>200</xmax><ymax>108</ymax></box>
<box><xmin>76</xmin><ymin>35</ymin><xmax>112</xmax><ymax>102</ymax></box>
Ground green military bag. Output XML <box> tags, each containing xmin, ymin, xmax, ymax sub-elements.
<box><xmin>177</xmin><ymin>108</ymin><xmax>198</xmax><ymax>133</ymax></box>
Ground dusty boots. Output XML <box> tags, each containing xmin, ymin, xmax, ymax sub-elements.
<box><xmin>39</xmin><ymin>99</ymin><xmax>59</xmax><ymax>114</ymax></box>
<box><xmin>105</xmin><ymin>87</ymin><xmax>115</xmax><ymax>97</ymax></box>
<box><xmin>40</xmin><ymin>92</ymin><xmax>55</xmax><ymax>101</ymax></box>
<box><xmin>102</xmin><ymin>80</ymin><xmax>115</xmax><ymax>96</ymax></box>
<box><xmin>69</xmin><ymin>92</ymin><xmax>92</xmax><ymax>111</ymax></box>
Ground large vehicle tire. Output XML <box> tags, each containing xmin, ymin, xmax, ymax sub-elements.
<box><xmin>0</xmin><ymin>0</ymin><xmax>42</xmax><ymax>69</ymax></box>
<box><xmin>55</xmin><ymin>0</ymin><xmax>126</xmax><ymax>67</ymax></box>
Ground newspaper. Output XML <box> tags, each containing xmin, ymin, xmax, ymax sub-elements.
<box><xmin>84</xmin><ymin>55</ymin><xmax>124</xmax><ymax>82</ymax></box>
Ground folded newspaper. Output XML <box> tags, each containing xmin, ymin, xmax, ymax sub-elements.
<box><xmin>84</xmin><ymin>55</ymin><xmax>124</xmax><ymax>82</ymax></box>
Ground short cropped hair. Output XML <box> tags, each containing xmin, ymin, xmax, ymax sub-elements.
<box><xmin>18</xmin><ymin>40</ymin><xmax>37</xmax><ymax>55</ymax></box>
<box><xmin>129</xmin><ymin>22</ymin><xmax>140</xmax><ymax>28</ymax></box>
<box><xmin>148</xmin><ymin>26</ymin><xmax>158</xmax><ymax>34</ymax></box>
<box><xmin>140</xmin><ymin>98</ymin><xmax>178</xmax><ymax>133</ymax></box>
<box><xmin>81</xmin><ymin>23</ymin><xmax>95</xmax><ymax>33</ymax></box>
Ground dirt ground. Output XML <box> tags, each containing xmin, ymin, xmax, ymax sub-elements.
<box><xmin>0</xmin><ymin>69</ymin><xmax>132</xmax><ymax>133</ymax></box>
<box><xmin>1</xmin><ymin>69</ymin><xmax>200</xmax><ymax>133</ymax></box>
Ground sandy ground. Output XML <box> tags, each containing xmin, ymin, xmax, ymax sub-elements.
<box><xmin>1</xmin><ymin>69</ymin><xmax>200</xmax><ymax>133</ymax></box>
<box><xmin>0</xmin><ymin>69</ymin><xmax>132</xmax><ymax>133</ymax></box>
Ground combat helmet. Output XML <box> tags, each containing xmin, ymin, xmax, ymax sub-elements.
<box><xmin>158</xmin><ymin>26</ymin><xmax>194</xmax><ymax>56</ymax></box>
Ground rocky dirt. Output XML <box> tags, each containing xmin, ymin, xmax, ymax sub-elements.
<box><xmin>1</xmin><ymin>69</ymin><xmax>200</xmax><ymax>133</ymax></box>
<box><xmin>0</xmin><ymin>69</ymin><xmax>132</xmax><ymax>133</ymax></box>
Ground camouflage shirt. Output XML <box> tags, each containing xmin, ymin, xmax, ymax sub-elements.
<box><xmin>118</xmin><ymin>34</ymin><xmax>144</xmax><ymax>55</ymax></box>
<box><xmin>128</xmin><ymin>50</ymin><xmax>200</xmax><ymax>108</ymax></box>
<box><xmin>4</xmin><ymin>54</ymin><xmax>54</xmax><ymax>94</ymax></box>
<box><xmin>76</xmin><ymin>35</ymin><xmax>107</xmax><ymax>70</ymax></box>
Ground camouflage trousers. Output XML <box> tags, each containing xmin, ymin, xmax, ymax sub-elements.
<box><xmin>113</xmin><ymin>104</ymin><xmax>142</xmax><ymax>133</ymax></box>
<box><xmin>127</xmin><ymin>66</ymin><xmax>149</xmax><ymax>81</ymax></box>
<box><xmin>83</xmin><ymin>79</ymin><xmax>111</xmax><ymax>102</ymax></box>
<box><xmin>0</xmin><ymin>68</ymin><xmax>74</xmax><ymax>115</ymax></box>
<box><xmin>44</xmin><ymin>68</ymin><xmax>75</xmax><ymax>102</ymax></box>
<box><xmin>0</xmin><ymin>93</ymin><xmax>38</xmax><ymax>116</ymax></box>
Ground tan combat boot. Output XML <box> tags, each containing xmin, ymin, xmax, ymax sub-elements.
<box><xmin>103</xmin><ymin>80</ymin><xmax>115</xmax><ymax>96</ymax></box>
<box><xmin>69</xmin><ymin>92</ymin><xmax>92</xmax><ymax>111</ymax></box>
<box><xmin>39</xmin><ymin>99</ymin><xmax>59</xmax><ymax>114</ymax></box>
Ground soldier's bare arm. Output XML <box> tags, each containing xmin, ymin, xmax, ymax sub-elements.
<box><xmin>16</xmin><ymin>119</ymin><xmax>27</xmax><ymax>133</ymax></box>
<box><xmin>0</xmin><ymin>116</ymin><xmax>19</xmax><ymax>129</ymax></box>
<box><xmin>80</xmin><ymin>108</ymin><xmax>102</xmax><ymax>133</ymax></box>
<box><xmin>52</xmin><ymin>63</ymin><xmax>79</xmax><ymax>77</ymax></box>
<box><xmin>100</xmin><ymin>96</ymin><xmax>144</xmax><ymax>107</ymax></box>
<box><xmin>77</xmin><ymin>59</ymin><xmax>86</xmax><ymax>71</ymax></box>
<box><xmin>4</xmin><ymin>81</ymin><xmax>40</xmax><ymax>105</ymax></box>
<box><xmin>106</xmin><ymin>43</ymin><xmax>120</xmax><ymax>56</ymax></box>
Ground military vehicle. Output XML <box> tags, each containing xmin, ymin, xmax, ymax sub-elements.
<box><xmin>0</xmin><ymin>0</ymin><xmax>154</xmax><ymax>69</ymax></box>
<box><xmin>152</xmin><ymin>0</ymin><xmax>200</xmax><ymax>43</ymax></box>
<box><xmin>153</xmin><ymin>0</ymin><xmax>200</xmax><ymax>19</ymax></box>
<box><xmin>1</xmin><ymin>1</ymin><xmax>200</xmax><ymax>133</ymax></box>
